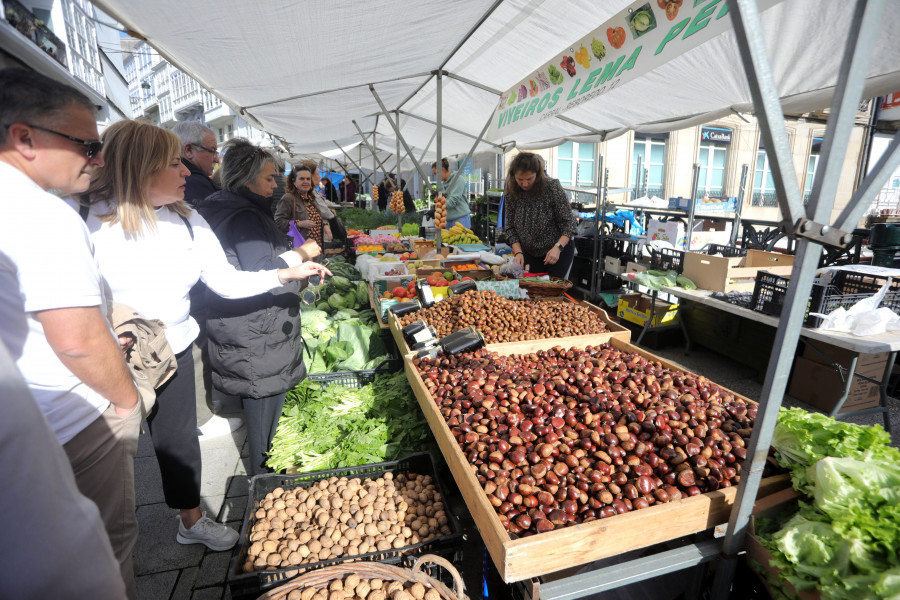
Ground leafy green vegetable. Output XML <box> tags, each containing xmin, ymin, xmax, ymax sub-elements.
<box><xmin>338</xmin><ymin>208</ymin><xmax>418</xmax><ymax>231</ymax></box>
<box><xmin>755</xmin><ymin>409</ymin><xmax>900</xmax><ymax>600</ymax></box>
<box><xmin>771</xmin><ymin>407</ymin><xmax>899</xmax><ymax>492</ymax></box>
<box><xmin>266</xmin><ymin>373</ymin><xmax>437</xmax><ymax>473</ymax></box>
<box><xmin>401</xmin><ymin>223</ymin><xmax>420</xmax><ymax>236</ymax></box>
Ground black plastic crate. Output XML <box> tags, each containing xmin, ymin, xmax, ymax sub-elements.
<box><xmin>228</xmin><ymin>452</ymin><xmax>464</xmax><ymax>600</ymax></box>
<box><xmin>751</xmin><ymin>270</ymin><xmax>900</xmax><ymax>327</ymax></box>
<box><xmin>306</xmin><ymin>332</ymin><xmax>402</xmax><ymax>386</ymax></box>
<box><xmin>705</xmin><ymin>243</ymin><xmax>748</xmax><ymax>258</ymax></box>
<box><xmin>573</xmin><ymin>236</ymin><xmax>596</xmax><ymax>257</ymax></box>
<box><xmin>648</xmin><ymin>247</ymin><xmax>685</xmax><ymax>273</ymax></box>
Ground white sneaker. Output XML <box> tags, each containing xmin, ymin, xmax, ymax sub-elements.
<box><xmin>198</xmin><ymin>415</ymin><xmax>244</xmax><ymax>438</ymax></box>
<box><xmin>176</xmin><ymin>515</ymin><xmax>239</xmax><ymax>551</ymax></box>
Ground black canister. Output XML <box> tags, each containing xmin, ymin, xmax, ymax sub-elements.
<box><xmin>415</xmin><ymin>279</ymin><xmax>436</xmax><ymax>307</ymax></box>
<box><xmin>401</xmin><ymin>319</ymin><xmax>428</xmax><ymax>339</ymax></box>
<box><xmin>389</xmin><ymin>300</ymin><xmax>422</xmax><ymax>317</ymax></box>
<box><xmin>448</xmin><ymin>280</ymin><xmax>478</xmax><ymax>296</ymax></box>
<box><xmin>439</xmin><ymin>326</ymin><xmax>485</xmax><ymax>355</ymax></box>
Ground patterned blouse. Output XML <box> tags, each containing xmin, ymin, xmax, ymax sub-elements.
<box><xmin>504</xmin><ymin>178</ymin><xmax>578</xmax><ymax>257</ymax></box>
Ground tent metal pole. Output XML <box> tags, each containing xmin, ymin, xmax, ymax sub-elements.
<box><xmin>352</xmin><ymin>121</ymin><xmax>392</xmax><ymax>185</ymax></box>
<box><xmin>396</xmin><ymin>0</ymin><xmax>504</xmax><ymax>110</ymax></box>
<box><xmin>557</xmin><ymin>115</ymin><xmax>606</xmax><ymax>136</ymax></box>
<box><xmin>397</xmin><ymin>110</ymin><xmax>504</xmax><ymax>148</ymax></box>
<box><xmin>446</xmin><ymin>109</ymin><xmax>494</xmax><ymax>194</ymax></box>
<box><xmin>369</xmin><ymin>85</ymin><xmax>432</xmax><ymax>187</ymax></box>
<box><xmin>334</xmin><ymin>141</ymin><xmax>372</xmax><ymax>187</ymax></box>
<box><xmin>242</xmin><ymin>71</ymin><xmax>432</xmax><ymax>110</ymax></box>
<box><xmin>727</xmin><ymin>0</ymin><xmax>804</xmax><ymax>233</ymax></box>
<box><xmin>713</xmin><ymin>1</ymin><xmax>888</xmax><ymax>597</ymax></box>
<box><xmin>441</xmin><ymin>71</ymin><xmax>501</xmax><ymax>95</ymax></box>
<box><xmin>730</xmin><ymin>164</ymin><xmax>750</xmax><ymax>246</ymax></box>
<box><xmin>804</xmin><ymin>0</ymin><xmax>887</xmax><ymax>229</ymax></box>
<box><xmin>397</xmin><ymin>111</ymin><xmax>403</xmax><ymax>229</ymax></box>
<box><xmin>436</xmin><ymin>72</ymin><xmax>444</xmax><ymax>249</ymax></box>
<box><xmin>685</xmin><ymin>163</ymin><xmax>700</xmax><ymax>252</ymax></box>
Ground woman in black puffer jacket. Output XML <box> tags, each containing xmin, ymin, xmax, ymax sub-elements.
<box><xmin>196</xmin><ymin>139</ymin><xmax>324</xmax><ymax>475</ymax></box>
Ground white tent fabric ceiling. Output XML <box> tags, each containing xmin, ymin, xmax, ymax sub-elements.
<box><xmin>95</xmin><ymin>0</ymin><xmax>900</xmax><ymax>166</ymax></box>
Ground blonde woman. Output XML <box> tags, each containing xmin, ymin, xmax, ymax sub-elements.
<box><xmin>75</xmin><ymin>121</ymin><xmax>328</xmax><ymax>551</ymax></box>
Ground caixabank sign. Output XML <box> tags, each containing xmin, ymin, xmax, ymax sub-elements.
<box><xmin>701</xmin><ymin>127</ymin><xmax>732</xmax><ymax>144</ymax></box>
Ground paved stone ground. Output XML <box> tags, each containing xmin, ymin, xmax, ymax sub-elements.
<box><xmin>134</xmin><ymin>424</ymin><xmax>249</xmax><ymax>600</ymax></box>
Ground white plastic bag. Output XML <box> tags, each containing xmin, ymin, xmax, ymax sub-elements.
<box><xmin>811</xmin><ymin>278</ymin><xmax>900</xmax><ymax>336</ymax></box>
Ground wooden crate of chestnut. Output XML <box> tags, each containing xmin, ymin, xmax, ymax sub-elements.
<box><xmin>401</xmin><ymin>335</ymin><xmax>789</xmax><ymax>582</ymax></box>
<box><xmin>388</xmin><ymin>295</ymin><xmax>630</xmax><ymax>356</ymax></box>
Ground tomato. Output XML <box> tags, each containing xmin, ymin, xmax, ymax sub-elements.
<box><xmin>666</xmin><ymin>1</ymin><xmax>680</xmax><ymax>20</ymax></box>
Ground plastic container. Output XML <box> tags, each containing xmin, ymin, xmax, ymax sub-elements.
<box><xmin>705</xmin><ymin>243</ymin><xmax>748</xmax><ymax>258</ymax></box>
<box><xmin>306</xmin><ymin>332</ymin><xmax>403</xmax><ymax>380</ymax></box>
<box><xmin>751</xmin><ymin>269</ymin><xmax>900</xmax><ymax>327</ymax></box>
<box><xmin>227</xmin><ymin>453</ymin><xmax>464</xmax><ymax>600</ymax></box>
<box><xmin>648</xmin><ymin>247</ymin><xmax>685</xmax><ymax>273</ymax></box>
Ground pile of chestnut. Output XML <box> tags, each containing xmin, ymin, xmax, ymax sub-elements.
<box><xmin>412</xmin><ymin>343</ymin><xmax>758</xmax><ymax>537</ymax></box>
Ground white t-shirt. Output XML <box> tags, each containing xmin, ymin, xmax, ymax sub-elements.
<box><xmin>0</xmin><ymin>162</ymin><xmax>112</xmax><ymax>444</ymax></box>
<box><xmin>75</xmin><ymin>199</ymin><xmax>300</xmax><ymax>354</ymax></box>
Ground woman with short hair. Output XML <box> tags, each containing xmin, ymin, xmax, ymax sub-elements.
<box><xmin>77</xmin><ymin>122</ymin><xmax>328</xmax><ymax>549</ymax></box>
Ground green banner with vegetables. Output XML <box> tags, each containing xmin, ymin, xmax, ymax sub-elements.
<box><xmin>490</xmin><ymin>0</ymin><xmax>784</xmax><ymax>140</ymax></box>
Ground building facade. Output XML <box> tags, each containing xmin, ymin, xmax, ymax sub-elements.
<box><xmin>123</xmin><ymin>39</ymin><xmax>271</xmax><ymax>146</ymax></box>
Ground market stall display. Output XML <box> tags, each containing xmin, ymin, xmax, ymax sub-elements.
<box><xmin>401</xmin><ymin>334</ymin><xmax>789</xmax><ymax>582</ymax></box>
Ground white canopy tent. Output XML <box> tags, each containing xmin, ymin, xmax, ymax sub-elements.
<box><xmin>95</xmin><ymin>0</ymin><xmax>900</xmax><ymax>165</ymax></box>
<box><xmin>91</xmin><ymin>0</ymin><xmax>900</xmax><ymax>596</ymax></box>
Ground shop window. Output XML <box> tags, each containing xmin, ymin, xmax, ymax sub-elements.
<box><xmin>631</xmin><ymin>135</ymin><xmax>666</xmax><ymax>198</ymax></box>
<box><xmin>697</xmin><ymin>140</ymin><xmax>727</xmax><ymax>199</ymax></box>
<box><xmin>556</xmin><ymin>141</ymin><xmax>595</xmax><ymax>187</ymax></box>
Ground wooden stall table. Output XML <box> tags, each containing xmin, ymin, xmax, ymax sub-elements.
<box><xmin>661</xmin><ymin>286</ymin><xmax>899</xmax><ymax>432</ymax></box>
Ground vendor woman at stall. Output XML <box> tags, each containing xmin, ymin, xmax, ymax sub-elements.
<box><xmin>503</xmin><ymin>152</ymin><xmax>577</xmax><ymax>279</ymax></box>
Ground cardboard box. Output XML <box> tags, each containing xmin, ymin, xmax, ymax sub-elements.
<box><xmin>604</xmin><ymin>255</ymin><xmax>624</xmax><ymax>275</ymax></box>
<box><xmin>617</xmin><ymin>293</ymin><xmax>679</xmax><ymax>327</ymax></box>
<box><xmin>371</xmin><ymin>275</ymin><xmax>415</xmax><ymax>297</ymax></box>
<box><xmin>646</xmin><ymin>218</ymin><xmax>733</xmax><ymax>250</ymax></box>
<box><xmin>625</xmin><ymin>261</ymin><xmax>648</xmax><ymax>274</ymax></box>
<box><xmin>668</xmin><ymin>196</ymin><xmax>738</xmax><ymax>212</ymax></box>
<box><xmin>682</xmin><ymin>249</ymin><xmax>794</xmax><ymax>293</ymax></box>
<box><xmin>788</xmin><ymin>356</ymin><xmax>885</xmax><ymax>414</ymax></box>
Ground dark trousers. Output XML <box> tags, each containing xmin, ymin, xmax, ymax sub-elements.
<box><xmin>146</xmin><ymin>348</ymin><xmax>202</xmax><ymax>509</ymax></box>
<box><xmin>522</xmin><ymin>242</ymin><xmax>575</xmax><ymax>279</ymax></box>
<box><xmin>242</xmin><ymin>393</ymin><xmax>286</xmax><ymax>476</ymax></box>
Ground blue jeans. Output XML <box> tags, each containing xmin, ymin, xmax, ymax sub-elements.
<box><xmin>448</xmin><ymin>214</ymin><xmax>471</xmax><ymax>229</ymax></box>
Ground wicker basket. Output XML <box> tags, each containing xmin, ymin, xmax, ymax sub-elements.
<box><xmin>256</xmin><ymin>555</ymin><xmax>465</xmax><ymax>600</ymax></box>
<box><xmin>516</xmin><ymin>278</ymin><xmax>574</xmax><ymax>297</ymax></box>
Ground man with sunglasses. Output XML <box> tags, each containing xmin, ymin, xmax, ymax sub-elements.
<box><xmin>0</xmin><ymin>68</ymin><xmax>139</xmax><ymax>597</ymax></box>
<box><xmin>172</xmin><ymin>121</ymin><xmax>221</xmax><ymax>207</ymax></box>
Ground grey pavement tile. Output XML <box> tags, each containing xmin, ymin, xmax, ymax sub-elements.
<box><xmin>200</xmin><ymin>494</ymin><xmax>226</xmax><ymax>520</ymax></box>
<box><xmin>134</xmin><ymin>503</ymin><xmax>205</xmax><ymax>575</ymax></box>
<box><xmin>190</xmin><ymin>585</ymin><xmax>226</xmax><ymax>600</ymax></box>
<box><xmin>226</xmin><ymin>475</ymin><xmax>250</xmax><ymax>498</ymax></box>
<box><xmin>171</xmin><ymin>566</ymin><xmax>199</xmax><ymax>600</ymax></box>
<box><xmin>137</xmin><ymin>430</ymin><xmax>156</xmax><ymax>458</ymax></box>
<box><xmin>220</xmin><ymin>494</ymin><xmax>248</xmax><ymax>524</ymax></box>
<box><xmin>135</xmin><ymin>456</ymin><xmax>165</xmax><ymax>506</ymax></box>
<box><xmin>195</xmin><ymin>550</ymin><xmax>234</xmax><ymax>589</ymax></box>
<box><xmin>136</xmin><ymin>570</ymin><xmax>178</xmax><ymax>600</ymax></box>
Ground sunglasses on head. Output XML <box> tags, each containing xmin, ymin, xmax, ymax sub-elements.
<box><xmin>17</xmin><ymin>123</ymin><xmax>103</xmax><ymax>158</ymax></box>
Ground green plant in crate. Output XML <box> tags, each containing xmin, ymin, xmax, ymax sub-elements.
<box><xmin>266</xmin><ymin>373</ymin><xmax>437</xmax><ymax>473</ymax></box>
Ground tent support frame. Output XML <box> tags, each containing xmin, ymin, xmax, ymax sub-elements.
<box><xmin>370</xmin><ymin>85</ymin><xmax>433</xmax><ymax>191</ymax></box>
<box><xmin>352</xmin><ymin>121</ymin><xmax>393</xmax><ymax>186</ymax></box>
<box><xmin>333</xmin><ymin>141</ymin><xmax>373</xmax><ymax>187</ymax></box>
